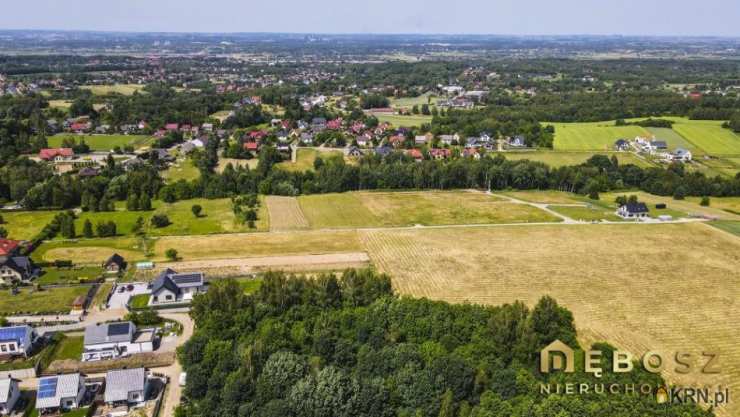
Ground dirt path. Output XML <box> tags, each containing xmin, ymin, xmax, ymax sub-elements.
<box><xmin>160</xmin><ymin>252</ymin><xmax>371</xmax><ymax>275</ymax></box>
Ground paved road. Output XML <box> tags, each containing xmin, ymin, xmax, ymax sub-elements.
<box><xmin>158</xmin><ymin>313</ymin><xmax>194</xmax><ymax>417</ymax></box>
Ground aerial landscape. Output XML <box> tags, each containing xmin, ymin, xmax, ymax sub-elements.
<box><xmin>0</xmin><ymin>1</ymin><xmax>738</xmax><ymax>417</ymax></box>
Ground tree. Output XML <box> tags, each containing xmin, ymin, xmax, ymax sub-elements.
<box><xmin>191</xmin><ymin>204</ymin><xmax>203</xmax><ymax>217</ymax></box>
<box><xmin>673</xmin><ymin>186</ymin><xmax>686</xmax><ymax>200</ymax></box>
<box><xmin>127</xmin><ymin>193</ymin><xmax>140</xmax><ymax>211</ymax></box>
<box><xmin>83</xmin><ymin>219</ymin><xmax>94</xmax><ymax>238</ymax></box>
<box><xmin>132</xmin><ymin>216</ymin><xmax>145</xmax><ymax>235</ymax></box>
<box><xmin>0</xmin><ymin>214</ymin><xmax>5</xmax><ymax>224</ymax></box>
<box><xmin>165</xmin><ymin>248</ymin><xmax>178</xmax><ymax>261</ymax></box>
<box><xmin>0</xmin><ymin>227</ymin><xmax>7</xmax><ymax>238</ymax></box>
<box><xmin>151</xmin><ymin>214</ymin><xmax>170</xmax><ymax>228</ymax></box>
<box><xmin>139</xmin><ymin>194</ymin><xmax>152</xmax><ymax>211</ymax></box>
<box><xmin>700</xmin><ymin>196</ymin><xmax>710</xmax><ymax>206</ymax></box>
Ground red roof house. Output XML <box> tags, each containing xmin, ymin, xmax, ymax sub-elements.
<box><xmin>327</xmin><ymin>118</ymin><xmax>343</xmax><ymax>130</ymax></box>
<box><xmin>406</xmin><ymin>149</ymin><xmax>423</xmax><ymax>161</ymax></box>
<box><xmin>39</xmin><ymin>148</ymin><xmax>74</xmax><ymax>161</ymax></box>
<box><xmin>0</xmin><ymin>239</ymin><xmax>21</xmax><ymax>256</ymax></box>
<box><xmin>429</xmin><ymin>148</ymin><xmax>451</xmax><ymax>160</ymax></box>
<box><xmin>165</xmin><ymin>123</ymin><xmax>179</xmax><ymax>131</ymax></box>
<box><xmin>244</xmin><ymin>142</ymin><xmax>260</xmax><ymax>151</ymax></box>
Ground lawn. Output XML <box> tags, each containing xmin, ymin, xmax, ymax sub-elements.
<box><xmin>49</xmin><ymin>335</ymin><xmax>84</xmax><ymax>361</ymax></box>
<box><xmin>92</xmin><ymin>282</ymin><xmax>113</xmax><ymax>308</ymax></box>
<box><xmin>162</xmin><ymin>158</ymin><xmax>201</xmax><ymax>182</ymax></box>
<box><xmin>502</xmin><ymin>151</ymin><xmax>653</xmax><ymax>168</ymax></box>
<box><xmin>48</xmin><ymin>99</ymin><xmax>72</xmax><ymax>110</ymax></box>
<box><xmin>36</xmin><ymin>266</ymin><xmax>104</xmax><ymax>285</ymax></box>
<box><xmin>0</xmin><ymin>286</ymin><xmax>90</xmax><ymax>315</ymax></box>
<box><xmin>298</xmin><ymin>191</ymin><xmax>560</xmax><ymax>228</ymax></box>
<box><xmin>48</xmin><ymin>134</ymin><xmax>154</xmax><ymax>151</ymax></box>
<box><xmin>129</xmin><ymin>293</ymin><xmax>150</xmax><ymax>309</ymax></box>
<box><xmin>232</xmin><ymin>277</ymin><xmax>263</xmax><ymax>294</ymax></box>
<box><xmin>209</xmin><ymin>110</ymin><xmax>233</xmax><ymax>122</ymax></box>
<box><xmin>359</xmin><ymin>222</ymin><xmax>740</xmax><ymax>417</ymax></box>
<box><xmin>390</xmin><ymin>93</ymin><xmax>438</xmax><ymax>109</ymax></box>
<box><xmin>547</xmin><ymin>121</ymin><xmax>649</xmax><ymax>151</ymax></box>
<box><xmin>547</xmin><ymin>205</ymin><xmax>622</xmax><ymax>221</ymax></box>
<box><xmin>645</xmin><ymin>127</ymin><xmax>700</xmax><ymax>154</ymax></box>
<box><xmin>708</xmin><ymin>220</ymin><xmax>740</xmax><ymax>237</ymax></box>
<box><xmin>670</xmin><ymin>119</ymin><xmax>740</xmax><ymax>155</ymax></box>
<box><xmin>276</xmin><ymin>148</ymin><xmax>344</xmax><ymax>172</ymax></box>
<box><xmin>80</xmin><ymin>84</ymin><xmax>145</xmax><ymax>96</ymax></box>
<box><xmin>373</xmin><ymin>113</ymin><xmax>432</xmax><ymax>128</ymax></box>
<box><xmin>2</xmin><ymin>210</ymin><xmax>59</xmax><ymax>240</ymax></box>
<box><xmin>34</xmin><ymin>237</ymin><xmax>145</xmax><ymax>264</ymax></box>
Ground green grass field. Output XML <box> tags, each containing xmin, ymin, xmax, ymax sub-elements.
<box><xmin>34</xmin><ymin>237</ymin><xmax>144</xmax><ymax>264</ymax></box>
<box><xmin>50</xmin><ymin>335</ymin><xmax>84</xmax><ymax>361</ymax></box>
<box><xmin>298</xmin><ymin>191</ymin><xmax>560</xmax><ymax>228</ymax></box>
<box><xmin>548</xmin><ymin>121</ymin><xmax>649</xmax><ymax>151</ymax></box>
<box><xmin>708</xmin><ymin>221</ymin><xmax>740</xmax><ymax>237</ymax></box>
<box><xmin>502</xmin><ymin>151</ymin><xmax>653</xmax><ymax>167</ymax></box>
<box><xmin>48</xmin><ymin>134</ymin><xmax>154</xmax><ymax>151</ymax></box>
<box><xmin>548</xmin><ymin>205</ymin><xmax>622</xmax><ymax>221</ymax></box>
<box><xmin>2</xmin><ymin>210</ymin><xmax>59</xmax><ymax>240</ymax></box>
<box><xmin>80</xmin><ymin>84</ymin><xmax>145</xmax><ymax>96</ymax></box>
<box><xmin>36</xmin><ymin>266</ymin><xmax>104</xmax><ymax>285</ymax></box>
<box><xmin>390</xmin><ymin>93</ymin><xmax>438</xmax><ymax>109</ymax></box>
<box><xmin>373</xmin><ymin>113</ymin><xmax>432</xmax><ymax>128</ymax></box>
<box><xmin>129</xmin><ymin>293</ymin><xmax>150</xmax><ymax>309</ymax></box>
<box><xmin>48</xmin><ymin>99</ymin><xmax>72</xmax><ymax>110</ymax></box>
<box><xmin>671</xmin><ymin>120</ymin><xmax>740</xmax><ymax>156</ymax></box>
<box><xmin>645</xmin><ymin>127</ymin><xmax>700</xmax><ymax>154</ymax></box>
<box><xmin>276</xmin><ymin>148</ymin><xmax>344</xmax><ymax>172</ymax></box>
<box><xmin>0</xmin><ymin>286</ymin><xmax>90</xmax><ymax>315</ymax></box>
<box><xmin>162</xmin><ymin>158</ymin><xmax>201</xmax><ymax>182</ymax></box>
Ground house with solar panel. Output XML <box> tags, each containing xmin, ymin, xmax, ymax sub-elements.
<box><xmin>0</xmin><ymin>325</ymin><xmax>37</xmax><ymax>359</ymax></box>
<box><xmin>104</xmin><ymin>368</ymin><xmax>150</xmax><ymax>407</ymax></box>
<box><xmin>82</xmin><ymin>322</ymin><xmax>155</xmax><ymax>362</ymax></box>
<box><xmin>36</xmin><ymin>373</ymin><xmax>86</xmax><ymax>413</ymax></box>
<box><xmin>0</xmin><ymin>377</ymin><xmax>21</xmax><ymax>415</ymax></box>
<box><xmin>149</xmin><ymin>268</ymin><xmax>206</xmax><ymax>307</ymax></box>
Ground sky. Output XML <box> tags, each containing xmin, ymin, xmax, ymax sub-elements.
<box><xmin>1</xmin><ymin>0</ymin><xmax>738</xmax><ymax>37</ymax></box>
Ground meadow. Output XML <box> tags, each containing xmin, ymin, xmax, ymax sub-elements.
<box><xmin>547</xmin><ymin>205</ymin><xmax>622</xmax><ymax>221</ymax></box>
<box><xmin>162</xmin><ymin>158</ymin><xmax>201</xmax><ymax>182</ymax></box>
<box><xmin>389</xmin><ymin>93</ymin><xmax>438</xmax><ymax>109</ymax></box>
<box><xmin>276</xmin><ymin>148</ymin><xmax>344</xmax><ymax>172</ymax></box>
<box><xmin>670</xmin><ymin>119</ymin><xmax>740</xmax><ymax>155</ymax></box>
<box><xmin>297</xmin><ymin>191</ymin><xmax>560</xmax><ymax>228</ymax></box>
<box><xmin>265</xmin><ymin>196</ymin><xmax>310</xmax><ymax>231</ymax></box>
<box><xmin>80</xmin><ymin>84</ymin><xmax>145</xmax><ymax>96</ymax></box>
<box><xmin>645</xmin><ymin>127</ymin><xmax>699</xmax><ymax>154</ymax></box>
<box><xmin>548</xmin><ymin>121</ymin><xmax>648</xmax><ymax>151</ymax></box>
<box><xmin>0</xmin><ymin>286</ymin><xmax>90</xmax><ymax>315</ymax></box>
<box><xmin>358</xmin><ymin>222</ymin><xmax>740</xmax><ymax>417</ymax></box>
<box><xmin>372</xmin><ymin>113</ymin><xmax>432</xmax><ymax>128</ymax></box>
<box><xmin>48</xmin><ymin>134</ymin><xmax>154</xmax><ymax>151</ymax></box>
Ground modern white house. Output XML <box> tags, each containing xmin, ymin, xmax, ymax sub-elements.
<box><xmin>104</xmin><ymin>368</ymin><xmax>150</xmax><ymax>406</ymax></box>
<box><xmin>82</xmin><ymin>322</ymin><xmax>154</xmax><ymax>362</ymax></box>
<box><xmin>36</xmin><ymin>373</ymin><xmax>86</xmax><ymax>413</ymax></box>
<box><xmin>667</xmin><ymin>148</ymin><xmax>693</xmax><ymax>162</ymax></box>
<box><xmin>0</xmin><ymin>378</ymin><xmax>20</xmax><ymax>416</ymax></box>
<box><xmin>616</xmin><ymin>202</ymin><xmax>650</xmax><ymax>219</ymax></box>
<box><xmin>0</xmin><ymin>325</ymin><xmax>37</xmax><ymax>358</ymax></box>
<box><xmin>149</xmin><ymin>269</ymin><xmax>206</xmax><ymax>306</ymax></box>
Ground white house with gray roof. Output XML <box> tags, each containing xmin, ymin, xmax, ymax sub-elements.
<box><xmin>36</xmin><ymin>373</ymin><xmax>86</xmax><ymax>413</ymax></box>
<box><xmin>149</xmin><ymin>269</ymin><xmax>206</xmax><ymax>306</ymax></box>
<box><xmin>82</xmin><ymin>322</ymin><xmax>154</xmax><ymax>362</ymax></box>
<box><xmin>0</xmin><ymin>325</ymin><xmax>37</xmax><ymax>358</ymax></box>
<box><xmin>0</xmin><ymin>378</ymin><xmax>20</xmax><ymax>415</ymax></box>
<box><xmin>105</xmin><ymin>368</ymin><xmax>150</xmax><ymax>406</ymax></box>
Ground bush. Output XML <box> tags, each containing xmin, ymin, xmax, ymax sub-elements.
<box><xmin>700</xmin><ymin>196</ymin><xmax>710</xmax><ymax>206</ymax></box>
<box><xmin>165</xmin><ymin>248</ymin><xmax>178</xmax><ymax>261</ymax></box>
<box><xmin>151</xmin><ymin>214</ymin><xmax>171</xmax><ymax>228</ymax></box>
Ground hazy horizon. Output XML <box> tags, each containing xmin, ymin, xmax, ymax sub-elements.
<box><xmin>1</xmin><ymin>0</ymin><xmax>738</xmax><ymax>37</ymax></box>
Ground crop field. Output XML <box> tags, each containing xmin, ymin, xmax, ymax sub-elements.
<box><xmin>502</xmin><ymin>151</ymin><xmax>653</xmax><ymax>167</ymax></box>
<box><xmin>80</xmin><ymin>84</ymin><xmax>145</xmax><ymax>96</ymax></box>
<box><xmin>298</xmin><ymin>191</ymin><xmax>560</xmax><ymax>228</ymax></box>
<box><xmin>359</xmin><ymin>223</ymin><xmax>740</xmax><ymax>417</ymax></box>
<box><xmin>693</xmin><ymin>157</ymin><xmax>740</xmax><ymax>178</ymax></box>
<box><xmin>153</xmin><ymin>229</ymin><xmax>362</xmax><ymax>261</ymax></box>
<box><xmin>671</xmin><ymin>119</ymin><xmax>740</xmax><ymax>156</ymax></box>
<box><xmin>548</xmin><ymin>121</ymin><xmax>649</xmax><ymax>151</ymax></box>
<box><xmin>265</xmin><ymin>196</ymin><xmax>310</xmax><ymax>231</ymax></box>
<box><xmin>48</xmin><ymin>134</ymin><xmax>154</xmax><ymax>151</ymax></box>
<box><xmin>0</xmin><ymin>286</ymin><xmax>90</xmax><ymax>315</ymax></box>
<box><xmin>372</xmin><ymin>113</ymin><xmax>432</xmax><ymax>128</ymax></box>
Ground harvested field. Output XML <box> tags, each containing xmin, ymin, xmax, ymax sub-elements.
<box><xmin>153</xmin><ymin>229</ymin><xmax>362</xmax><ymax>261</ymax></box>
<box><xmin>266</xmin><ymin>196</ymin><xmax>310</xmax><ymax>231</ymax></box>
<box><xmin>158</xmin><ymin>252</ymin><xmax>370</xmax><ymax>277</ymax></box>
<box><xmin>359</xmin><ymin>223</ymin><xmax>740</xmax><ymax>417</ymax></box>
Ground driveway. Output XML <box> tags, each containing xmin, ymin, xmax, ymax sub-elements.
<box><xmin>107</xmin><ymin>282</ymin><xmax>150</xmax><ymax>309</ymax></box>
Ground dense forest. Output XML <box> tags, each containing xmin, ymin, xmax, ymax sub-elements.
<box><xmin>175</xmin><ymin>270</ymin><xmax>711</xmax><ymax>417</ymax></box>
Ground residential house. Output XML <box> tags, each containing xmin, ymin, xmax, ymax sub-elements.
<box><xmin>36</xmin><ymin>373</ymin><xmax>86</xmax><ymax>413</ymax></box>
<box><xmin>356</xmin><ymin>134</ymin><xmax>372</xmax><ymax>147</ymax></box>
<box><xmin>39</xmin><ymin>148</ymin><xmax>74</xmax><ymax>162</ymax></box>
<box><xmin>137</xmin><ymin>121</ymin><xmax>148</xmax><ymax>131</ymax></box>
<box><xmin>439</xmin><ymin>134</ymin><xmax>460</xmax><ymax>145</ymax></box>
<box><xmin>347</xmin><ymin>146</ymin><xmax>363</xmax><ymax>157</ymax></box>
<box><xmin>0</xmin><ymin>256</ymin><xmax>38</xmax><ymax>285</ymax></box>
<box><xmin>165</xmin><ymin>123</ymin><xmax>179</xmax><ymax>132</ymax></box>
<box><xmin>243</xmin><ymin>142</ymin><xmax>260</xmax><ymax>153</ymax></box>
<box><xmin>326</xmin><ymin>118</ymin><xmax>343</xmax><ymax>130</ymax></box>
<box><xmin>0</xmin><ymin>240</ymin><xmax>20</xmax><ymax>258</ymax></box>
<box><xmin>311</xmin><ymin>118</ymin><xmax>327</xmax><ymax>131</ymax></box>
<box><xmin>300</xmin><ymin>133</ymin><xmax>314</xmax><ymax>145</ymax></box>
<box><xmin>0</xmin><ymin>378</ymin><xmax>20</xmax><ymax>415</ymax></box>
<box><xmin>77</xmin><ymin>167</ymin><xmax>99</xmax><ymax>177</ymax></box>
<box><xmin>0</xmin><ymin>325</ymin><xmax>37</xmax><ymax>358</ymax></box>
<box><xmin>201</xmin><ymin>123</ymin><xmax>213</xmax><ymax>133</ymax></box>
<box><xmin>463</xmin><ymin>148</ymin><xmax>481</xmax><ymax>159</ymax></box>
<box><xmin>82</xmin><ymin>321</ymin><xmax>155</xmax><ymax>362</ymax></box>
<box><xmin>103</xmin><ymin>253</ymin><xmax>126</xmax><ymax>274</ymax></box>
<box><xmin>617</xmin><ymin>202</ymin><xmax>650</xmax><ymax>219</ymax></box>
<box><xmin>95</xmin><ymin>124</ymin><xmax>110</xmax><ymax>134</ymax></box>
<box><xmin>429</xmin><ymin>148</ymin><xmax>451</xmax><ymax>160</ymax></box>
<box><xmin>104</xmin><ymin>368</ymin><xmax>150</xmax><ymax>406</ymax></box>
<box><xmin>389</xmin><ymin>135</ymin><xmax>406</xmax><ymax>148</ymax></box>
<box><xmin>614</xmin><ymin>139</ymin><xmax>630</xmax><ymax>151</ymax></box>
<box><xmin>375</xmin><ymin>145</ymin><xmax>393</xmax><ymax>157</ymax></box>
<box><xmin>508</xmin><ymin>135</ymin><xmax>527</xmax><ymax>148</ymax></box>
<box><xmin>650</xmin><ymin>141</ymin><xmax>668</xmax><ymax>151</ymax></box>
<box><xmin>415</xmin><ymin>133</ymin><xmax>433</xmax><ymax>145</ymax></box>
<box><xmin>406</xmin><ymin>149</ymin><xmax>423</xmax><ymax>161</ymax></box>
<box><xmin>668</xmin><ymin>148</ymin><xmax>692</xmax><ymax>162</ymax></box>
<box><xmin>149</xmin><ymin>269</ymin><xmax>206</xmax><ymax>306</ymax></box>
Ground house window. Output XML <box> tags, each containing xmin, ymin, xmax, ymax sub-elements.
<box><xmin>132</xmin><ymin>393</ymin><xmax>140</xmax><ymax>400</ymax></box>
<box><xmin>1</xmin><ymin>344</ymin><xmax>6</xmax><ymax>352</ymax></box>
<box><xmin>8</xmin><ymin>343</ymin><xmax>15</xmax><ymax>351</ymax></box>
<box><xmin>66</xmin><ymin>400</ymin><xmax>73</xmax><ymax>407</ymax></box>
<box><xmin>165</xmin><ymin>295</ymin><xmax>173</xmax><ymax>301</ymax></box>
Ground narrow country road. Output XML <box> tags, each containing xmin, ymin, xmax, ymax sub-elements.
<box><xmin>158</xmin><ymin>312</ymin><xmax>195</xmax><ymax>417</ymax></box>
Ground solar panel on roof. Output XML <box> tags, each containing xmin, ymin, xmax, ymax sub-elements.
<box><xmin>38</xmin><ymin>378</ymin><xmax>58</xmax><ymax>398</ymax></box>
<box><xmin>107</xmin><ymin>322</ymin><xmax>131</xmax><ymax>336</ymax></box>
<box><xmin>0</xmin><ymin>327</ymin><xmax>26</xmax><ymax>342</ymax></box>
<box><xmin>172</xmin><ymin>274</ymin><xmax>202</xmax><ymax>284</ymax></box>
